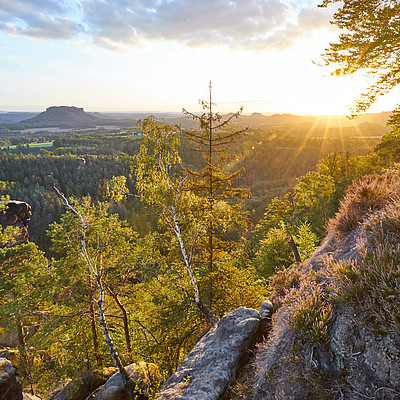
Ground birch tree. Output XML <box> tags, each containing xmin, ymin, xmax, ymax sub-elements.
<box><xmin>54</xmin><ymin>188</ymin><xmax>135</xmax><ymax>398</ymax></box>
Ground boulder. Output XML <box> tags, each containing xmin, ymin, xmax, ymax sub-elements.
<box><xmin>53</xmin><ymin>367</ymin><xmax>116</xmax><ymax>400</ymax></box>
<box><xmin>259</xmin><ymin>300</ymin><xmax>273</xmax><ymax>319</ymax></box>
<box><xmin>0</xmin><ymin>348</ymin><xmax>22</xmax><ymax>372</ymax></box>
<box><xmin>0</xmin><ymin>357</ymin><xmax>22</xmax><ymax>400</ymax></box>
<box><xmin>94</xmin><ymin>362</ymin><xmax>160</xmax><ymax>400</ymax></box>
<box><xmin>156</xmin><ymin>307</ymin><xmax>261</xmax><ymax>400</ymax></box>
<box><xmin>0</xmin><ymin>201</ymin><xmax>31</xmax><ymax>247</ymax></box>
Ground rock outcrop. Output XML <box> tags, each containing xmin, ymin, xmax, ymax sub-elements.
<box><xmin>0</xmin><ymin>357</ymin><xmax>22</xmax><ymax>400</ymax></box>
<box><xmin>156</xmin><ymin>306</ymin><xmax>269</xmax><ymax>400</ymax></box>
<box><xmin>253</xmin><ymin>172</ymin><xmax>400</xmax><ymax>399</ymax></box>
<box><xmin>94</xmin><ymin>362</ymin><xmax>160</xmax><ymax>400</ymax></box>
<box><xmin>53</xmin><ymin>368</ymin><xmax>116</xmax><ymax>400</ymax></box>
<box><xmin>0</xmin><ymin>201</ymin><xmax>31</xmax><ymax>247</ymax></box>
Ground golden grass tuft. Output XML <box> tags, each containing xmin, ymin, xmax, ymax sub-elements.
<box><xmin>329</xmin><ymin>172</ymin><xmax>400</xmax><ymax>235</ymax></box>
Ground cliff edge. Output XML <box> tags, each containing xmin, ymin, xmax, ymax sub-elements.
<box><xmin>253</xmin><ymin>172</ymin><xmax>400</xmax><ymax>399</ymax></box>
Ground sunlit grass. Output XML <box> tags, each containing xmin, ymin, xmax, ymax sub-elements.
<box><xmin>2</xmin><ymin>141</ymin><xmax>53</xmax><ymax>150</ymax></box>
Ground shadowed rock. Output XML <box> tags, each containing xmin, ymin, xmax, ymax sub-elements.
<box><xmin>0</xmin><ymin>357</ymin><xmax>22</xmax><ymax>400</ymax></box>
<box><xmin>0</xmin><ymin>201</ymin><xmax>31</xmax><ymax>247</ymax></box>
<box><xmin>53</xmin><ymin>368</ymin><xmax>116</xmax><ymax>400</ymax></box>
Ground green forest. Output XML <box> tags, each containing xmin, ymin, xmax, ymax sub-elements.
<box><xmin>1</xmin><ymin>98</ymin><xmax>400</xmax><ymax>397</ymax></box>
<box><xmin>2</xmin><ymin>0</ymin><xmax>400</xmax><ymax>397</ymax></box>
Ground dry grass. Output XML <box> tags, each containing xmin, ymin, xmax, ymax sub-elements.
<box><xmin>331</xmin><ymin>207</ymin><xmax>400</xmax><ymax>333</ymax></box>
<box><xmin>329</xmin><ymin>172</ymin><xmax>400</xmax><ymax>235</ymax></box>
<box><xmin>268</xmin><ymin>266</ymin><xmax>302</xmax><ymax>307</ymax></box>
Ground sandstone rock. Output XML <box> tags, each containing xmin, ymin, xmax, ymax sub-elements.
<box><xmin>53</xmin><ymin>367</ymin><xmax>116</xmax><ymax>400</ymax></box>
<box><xmin>330</xmin><ymin>310</ymin><xmax>400</xmax><ymax>398</ymax></box>
<box><xmin>0</xmin><ymin>201</ymin><xmax>31</xmax><ymax>247</ymax></box>
<box><xmin>94</xmin><ymin>362</ymin><xmax>160</xmax><ymax>400</ymax></box>
<box><xmin>156</xmin><ymin>307</ymin><xmax>261</xmax><ymax>400</ymax></box>
<box><xmin>0</xmin><ymin>357</ymin><xmax>22</xmax><ymax>400</ymax></box>
<box><xmin>259</xmin><ymin>300</ymin><xmax>273</xmax><ymax>319</ymax></box>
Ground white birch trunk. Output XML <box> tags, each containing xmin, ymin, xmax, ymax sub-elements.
<box><xmin>54</xmin><ymin>186</ymin><xmax>133</xmax><ymax>398</ymax></box>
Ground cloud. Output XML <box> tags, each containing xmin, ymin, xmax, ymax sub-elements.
<box><xmin>2</xmin><ymin>15</ymin><xmax>83</xmax><ymax>39</ymax></box>
<box><xmin>0</xmin><ymin>0</ymin><xmax>335</xmax><ymax>49</ymax></box>
<box><xmin>0</xmin><ymin>0</ymin><xmax>82</xmax><ymax>39</ymax></box>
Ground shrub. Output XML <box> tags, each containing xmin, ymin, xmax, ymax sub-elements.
<box><xmin>288</xmin><ymin>278</ymin><xmax>332</xmax><ymax>344</ymax></box>
<box><xmin>294</xmin><ymin>221</ymin><xmax>317</xmax><ymax>260</ymax></box>
<box><xmin>268</xmin><ymin>266</ymin><xmax>302</xmax><ymax>306</ymax></box>
<box><xmin>207</xmin><ymin>262</ymin><xmax>269</xmax><ymax>317</ymax></box>
<box><xmin>332</xmin><ymin>238</ymin><xmax>400</xmax><ymax>333</ymax></box>
<box><xmin>363</xmin><ymin>198</ymin><xmax>400</xmax><ymax>244</ymax></box>
<box><xmin>254</xmin><ymin>225</ymin><xmax>294</xmax><ymax>278</ymax></box>
<box><xmin>329</xmin><ymin>172</ymin><xmax>400</xmax><ymax>234</ymax></box>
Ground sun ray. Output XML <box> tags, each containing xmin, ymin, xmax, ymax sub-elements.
<box><xmin>286</xmin><ymin>115</ymin><xmax>323</xmax><ymax>179</ymax></box>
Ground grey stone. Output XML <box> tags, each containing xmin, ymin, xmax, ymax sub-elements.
<box><xmin>0</xmin><ymin>357</ymin><xmax>22</xmax><ymax>400</ymax></box>
<box><xmin>95</xmin><ymin>362</ymin><xmax>159</xmax><ymax>400</ymax></box>
<box><xmin>330</xmin><ymin>310</ymin><xmax>400</xmax><ymax>397</ymax></box>
<box><xmin>156</xmin><ymin>306</ymin><xmax>261</xmax><ymax>400</ymax></box>
<box><xmin>53</xmin><ymin>367</ymin><xmax>116</xmax><ymax>400</ymax></box>
<box><xmin>259</xmin><ymin>301</ymin><xmax>273</xmax><ymax>319</ymax></box>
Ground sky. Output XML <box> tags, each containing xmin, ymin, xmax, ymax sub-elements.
<box><xmin>0</xmin><ymin>0</ymin><xmax>399</xmax><ymax>115</ymax></box>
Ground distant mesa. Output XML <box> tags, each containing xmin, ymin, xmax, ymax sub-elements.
<box><xmin>21</xmin><ymin>106</ymin><xmax>102</xmax><ymax>127</ymax></box>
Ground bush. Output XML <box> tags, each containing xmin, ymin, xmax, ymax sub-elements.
<box><xmin>268</xmin><ymin>266</ymin><xmax>302</xmax><ymax>307</ymax></box>
<box><xmin>332</xmin><ymin>234</ymin><xmax>400</xmax><ymax>333</ymax></box>
<box><xmin>329</xmin><ymin>172</ymin><xmax>400</xmax><ymax>234</ymax></box>
<box><xmin>288</xmin><ymin>278</ymin><xmax>332</xmax><ymax>344</ymax></box>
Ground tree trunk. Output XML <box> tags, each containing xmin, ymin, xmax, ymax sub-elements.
<box><xmin>89</xmin><ymin>288</ymin><xmax>103</xmax><ymax>367</ymax></box>
<box><xmin>15</xmin><ymin>317</ymin><xmax>34</xmax><ymax>395</ymax></box>
<box><xmin>172</xmin><ymin>205</ymin><xmax>218</xmax><ymax>326</ymax></box>
<box><xmin>208</xmin><ymin>81</ymin><xmax>214</xmax><ymax>309</ymax></box>
<box><xmin>107</xmin><ymin>287</ymin><xmax>133</xmax><ymax>360</ymax></box>
<box><xmin>288</xmin><ymin>231</ymin><xmax>302</xmax><ymax>264</ymax></box>
<box><xmin>95</xmin><ymin>277</ymin><xmax>134</xmax><ymax>400</ymax></box>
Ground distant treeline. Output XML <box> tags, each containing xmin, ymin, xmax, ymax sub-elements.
<box><xmin>0</xmin><ymin>127</ymin><xmax>381</xmax><ymax>250</ymax></box>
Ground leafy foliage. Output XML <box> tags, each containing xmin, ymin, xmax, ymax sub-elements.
<box><xmin>320</xmin><ymin>0</ymin><xmax>400</xmax><ymax>116</ymax></box>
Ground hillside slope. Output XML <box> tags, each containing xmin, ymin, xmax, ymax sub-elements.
<box><xmin>20</xmin><ymin>106</ymin><xmax>102</xmax><ymax>127</ymax></box>
<box><xmin>253</xmin><ymin>172</ymin><xmax>400</xmax><ymax>399</ymax></box>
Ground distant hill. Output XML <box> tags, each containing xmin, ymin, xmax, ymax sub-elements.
<box><xmin>0</xmin><ymin>106</ymin><xmax>138</xmax><ymax>130</ymax></box>
<box><xmin>0</xmin><ymin>106</ymin><xmax>392</xmax><ymax>134</ymax></box>
<box><xmin>20</xmin><ymin>106</ymin><xmax>102</xmax><ymax>127</ymax></box>
<box><xmin>0</xmin><ymin>112</ymin><xmax>39</xmax><ymax>123</ymax></box>
<box><xmin>0</xmin><ymin>117</ymin><xmax>13</xmax><ymax>124</ymax></box>
<box><xmin>158</xmin><ymin>111</ymin><xmax>392</xmax><ymax>132</ymax></box>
